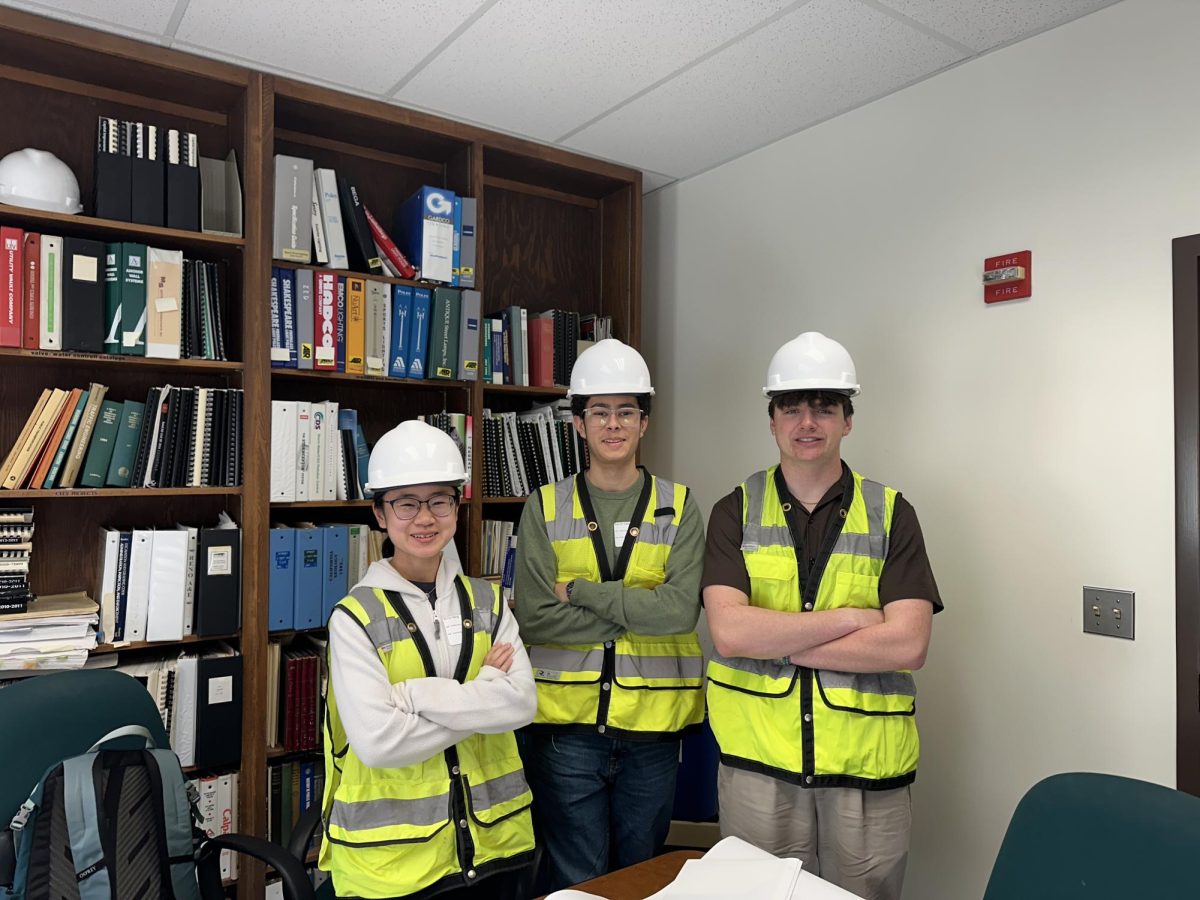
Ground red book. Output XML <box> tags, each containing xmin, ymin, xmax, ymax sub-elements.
<box><xmin>362</xmin><ymin>206</ymin><xmax>416</xmax><ymax>279</ymax></box>
<box><xmin>313</xmin><ymin>271</ymin><xmax>338</xmax><ymax>371</ymax></box>
<box><xmin>22</xmin><ymin>232</ymin><xmax>39</xmax><ymax>349</ymax></box>
<box><xmin>0</xmin><ymin>227</ymin><xmax>21</xmax><ymax>347</ymax></box>
<box><xmin>528</xmin><ymin>316</ymin><xmax>555</xmax><ymax>387</ymax></box>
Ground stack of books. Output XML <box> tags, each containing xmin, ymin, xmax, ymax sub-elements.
<box><xmin>0</xmin><ymin>506</ymin><xmax>33</xmax><ymax>613</ymax></box>
<box><xmin>114</xmin><ymin>643</ymin><xmax>242</xmax><ymax>769</ymax></box>
<box><xmin>267</xmin><ymin>636</ymin><xmax>324</xmax><ymax>752</ymax></box>
<box><xmin>267</xmin><ymin>523</ymin><xmax>375</xmax><ymax>632</ymax></box>
<box><xmin>1</xmin><ymin>383</ymin><xmax>244</xmax><ymax>491</ymax></box>
<box><xmin>482</xmin><ymin>401</ymin><xmax>586</xmax><ymax>498</ymax></box>
<box><xmin>0</xmin><ymin>591</ymin><xmax>99</xmax><ymax>676</ymax></box>
<box><xmin>95</xmin><ymin>513</ymin><xmax>241</xmax><ymax>644</ymax></box>
<box><xmin>269</xmin><ymin>271</ymin><xmax>480</xmax><ymax>384</ymax></box>
<box><xmin>269</xmin><ymin>402</ymin><xmax>369</xmax><ymax>502</ymax></box>
<box><xmin>0</xmin><ymin>227</ymin><xmax>229</xmax><ymax>358</ymax></box>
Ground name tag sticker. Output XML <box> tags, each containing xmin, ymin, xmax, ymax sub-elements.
<box><xmin>443</xmin><ymin>616</ymin><xmax>463</xmax><ymax>647</ymax></box>
<box><xmin>614</xmin><ymin>521</ymin><xmax>630</xmax><ymax>548</ymax></box>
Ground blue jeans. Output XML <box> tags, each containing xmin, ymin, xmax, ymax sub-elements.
<box><xmin>520</xmin><ymin>731</ymin><xmax>680</xmax><ymax>894</ymax></box>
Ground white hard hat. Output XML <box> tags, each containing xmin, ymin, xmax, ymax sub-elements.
<box><xmin>763</xmin><ymin>332</ymin><xmax>860</xmax><ymax>398</ymax></box>
<box><xmin>366</xmin><ymin>420</ymin><xmax>466</xmax><ymax>491</ymax></box>
<box><xmin>568</xmin><ymin>338</ymin><xmax>655</xmax><ymax>398</ymax></box>
<box><xmin>0</xmin><ymin>149</ymin><xmax>83</xmax><ymax>215</ymax></box>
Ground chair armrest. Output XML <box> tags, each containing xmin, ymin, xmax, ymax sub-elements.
<box><xmin>196</xmin><ymin>832</ymin><xmax>315</xmax><ymax>900</ymax></box>
<box><xmin>288</xmin><ymin>800</ymin><xmax>324</xmax><ymax>863</ymax></box>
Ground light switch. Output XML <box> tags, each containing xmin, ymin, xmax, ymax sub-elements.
<box><xmin>1082</xmin><ymin>587</ymin><xmax>1134</xmax><ymax>640</ymax></box>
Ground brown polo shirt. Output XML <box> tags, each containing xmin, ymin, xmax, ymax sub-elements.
<box><xmin>702</xmin><ymin>463</ymin><xmax>943</xmax><ymax>611</ymax></box>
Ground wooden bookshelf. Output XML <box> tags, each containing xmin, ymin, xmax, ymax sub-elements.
<box><xmin>0</xmin><ymin>347</ymin><xmax>243</xmax><ymax>371</ymax></box>
<box><xmin>0</xmin><ymin>9</ymin><xmax>640</xmax><ymax>897</ymax></box>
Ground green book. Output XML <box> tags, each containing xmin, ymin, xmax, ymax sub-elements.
<box><xmin>43</xmin><ymin>389</ymin><xmax>90</xmax><ymax>489</ymax></box>
<box><xmin>102</xmin><ymin>242</ymin><xmax>121</xmax><ymax>355</ymax></box>
<box><xmin>280</xmin><ymin>761</ymin><xmax>293</xmax><ymax>840</ymax></box>
<box><xmin>118</xmin><ymin>242</ymin><xmax>147</xmax><ymax>356</ymax></box>
<box><xmin>429</xmin><ymin>287</ymin><xmax>460</xmax><ymax>380</ymax></box>
<box><xmin>104</xmin><ymin>399</ymin><xmax>146</xmax><ymax>487</ymax></box>
<box><xmin>79</xmin><ymin>400</ymin><xmax>122</xmax><ymax>487</ymax></box>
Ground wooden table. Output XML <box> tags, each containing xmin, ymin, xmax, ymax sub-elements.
<box><xmin>542</xmin><ymin>850</ymin><xmax>705</xmax><ymax>899</ymax></box>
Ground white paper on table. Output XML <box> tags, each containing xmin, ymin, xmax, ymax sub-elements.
<box><xmin>544</xmin><ymin>891</ymin><xmax>608</xmax><ymax>900</ymax></box>
<box><xmin>646</xmin><ymin>836</ymin><xmax>866</xmax><ymax>900</ymax></box>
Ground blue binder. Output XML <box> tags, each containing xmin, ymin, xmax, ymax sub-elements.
<box><xmin>293</xmin><ymin>527</ymin><xmax>323</xmax><ymax>630</ymax></box>
<box><xmin>390</xmin><ymin>284</ymin><xmax>413</xmax><ymax>379</ymax></box>
<box><xmin>268</xmin><ymin>527</ymin><xmax>295</xmax><ymax>631</ymax></box>
<box><xmin>321</xmin><ymin>525</ymin><xmax>350</xmax><ymax>624</ymax></box>
<box><xmin>408</xmin><ymin>287</ymin><xmax>432</xmax><ymax>379</ymax></box>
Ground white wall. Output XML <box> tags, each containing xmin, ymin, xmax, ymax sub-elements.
<box><xmin>642</xmin><ymin>1</ymin><xmax>1197</xmax><ymax>896</ymax></box>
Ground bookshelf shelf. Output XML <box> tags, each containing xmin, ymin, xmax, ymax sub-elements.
<box><xmin>1</xmin><ymin>487</ymin><xmax>242</xmax><ymax>499</ymax></box>
<box><xmin>270</xmin><ymin>369</ymin><xmax>470</xmax><ymax>390</ymax></box>
<box><xmin>92</xmin><ymin>632</ymin><xmax>239</xmax><ymax>656</ymax></box>
<box><xmin>0</xmin><ymin>203</ymin><xmax>246</xmax><ymax>255</ymax></box>
<box><xmin>270</xmin><ymin>499</ymin><xmax>373</xmax><ymax>508</ymax></box>
<box><xmin>0</xmin><ymin>347</ymin><xmax>243</xmax><ymax>372</ymax></box>
<box><xmin>482</xmin><ymin>384</ymin><xmax>569</xmax><ymax>398</ymax></box>
<box><xmin>275</xmin><ymin>259</ymin><xmax>438</xmax><ymax>292</ymax></box>
<box><xmin>482</xmin><ymin>496</ymin><xmax>530</xmax><ymax>504</ymax></box>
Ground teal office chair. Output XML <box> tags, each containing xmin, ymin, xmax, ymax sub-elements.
<box><xmin>0</xmin><ymin>669</ymin><xmax>313</xmax><ymax>899</ymax></box>
<box><xmin>983</xmin><ymin>772</ymin><xmax>1200</xmax><ymax>899</ymax></box>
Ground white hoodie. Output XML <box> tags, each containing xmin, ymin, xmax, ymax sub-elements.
<box><xmin>328</xmin><ymin>555</ymin><xmax>537</xmax><ymax>770</ymax></box>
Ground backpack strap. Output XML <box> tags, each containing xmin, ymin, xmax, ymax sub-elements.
<box><xmin>61</xmin><ymin>754</ymin><xmax>113</xmax><ymax>900</ymax></box>
<box><xmin>148</xmin><ymin>749</ymin><xmax>201</xmax><ymax>900</ymax></box>
<box><xmin>87</xmin><ymin>724</ymin><xmax>154</xmax><ymax>752</ymax></box>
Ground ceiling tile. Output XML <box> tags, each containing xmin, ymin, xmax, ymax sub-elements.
<box><xmin>394</xmin><ymin>0</ymin><xmax>794</xmax><ymax>141</ymax></box>
<box><xmin>873</xmin><ymin>0</ymin><xmax>1119</xmax><ymax>52</ymax></box>
<box><xmin>174</xmin><ymin>0</ymin><xmax>487</xmax><ymax>95</ymax></box>
<box><xmin>564</xmin><ymin>0</ymin><xmax>965</xmax><ymax>178</ymax></box>
<box><xmin>1</xmin><ymin>0</ymin><xmax>176</xmax><ymax>36</ymax></box>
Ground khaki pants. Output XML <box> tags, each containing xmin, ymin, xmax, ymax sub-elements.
<box><xmin>717</xmin><ymin>764</ymin><xmax>912</xmax><ymax>900</ymax></box>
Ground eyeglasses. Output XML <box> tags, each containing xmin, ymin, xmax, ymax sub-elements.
<box><xmin>582</xmin><ymin>406</ymin><xmax>643</xmax><ymax>426</ymax></box>
<box><xmin>384</xmin><ymin>495</ymin><xmax>459</xmax><ymax>520</ymax></box>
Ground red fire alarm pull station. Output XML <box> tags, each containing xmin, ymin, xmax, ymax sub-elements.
<box><xmin>984</xmin><ymin>251</ymin><xmax>1031</xmax><ymax>303</ymax></box>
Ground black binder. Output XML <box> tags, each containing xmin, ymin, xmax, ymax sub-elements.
<box><xmin>94</xmin><ymin>116</ymin><xmax>131</xmax><ymax>221</ymax></box>
<box><xmin>60</xmin><ymin>237</ymin><xmax>106</xmax><ymax>353</ymax></box>
<box><xmin>193</xmin><ymin>652</ymin><xmax>243</xmax><ymax>769</ymax></box>
<box><xmin>129</xmin><ymin>386</ymin><xmax>160</xmax><ymax>487</ymax></box>
<box><xmin>165</xmin><ymin>130</ymin><xmax>200</xmax><ymax>231</ymax></box>
<box><xmin>194</xmin><ymin>524</ymin><xmax>241</xmax><ymax>636</ymax></box>
<box><xmin>337</xmin><ymin>175</ymin><xmax>382</xmax><ymax>275</ymax></box>
<box><xmin>129</xmin><ymin>122</ymin><xmax>165</xmax><ymax>227</ymax></box>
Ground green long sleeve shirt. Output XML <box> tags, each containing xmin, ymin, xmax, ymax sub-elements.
<box><xmin>513</xmin><ymin>469</ymin><xmax>704</xmax><ymax>646</ymax></box>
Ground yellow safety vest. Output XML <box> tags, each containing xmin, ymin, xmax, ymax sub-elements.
<box><xmin>527</xmin><ymin>471</ymin><xmax>705</xmax><ymax>738</ymax></box>
<box><xmin>320</xmin><ymin>576</ymin><xmax>535</xmax><ymax>898</ymax></box>
<box><xmin>706</xmin><ymin>467</ymin><xmax>920</xmax><ymax>789</ymax></box>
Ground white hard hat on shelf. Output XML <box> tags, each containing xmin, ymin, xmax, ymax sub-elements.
<box><xmin>568</xmin><ymin>338</ymin><xmax>655</xmax><ymax>398</ymax></box>
<box><xmin>763</xmin><ymin>332</ymin><xmax>860</xmax><ymax>398</ymax></box>
<box><xmin>365</xmin><ymin>420</ymin><xmax>466</xmax><ymax>492</ymax></box>
<box><xmin>0</xmin><ymin>149</ymin><xmax>83</xmax><ymax>215</ymax></box>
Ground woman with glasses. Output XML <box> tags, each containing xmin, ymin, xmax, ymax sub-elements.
<box><xmin>319</xmin><ymin>420</ymin><xmax>537</xmax><ymax>899</ymax></box>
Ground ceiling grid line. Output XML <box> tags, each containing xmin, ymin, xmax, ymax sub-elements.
<box><xmin>385</xmin><ymin>0</ymin><xmax>502</xmax><ymax>97</ymax></box>
<box><xmin>856</xmin><ymin>0</ymin><xmax>976</xmax><ymax>55</ymax></box>
<box><xmin>554</xmin><ymin>0</ymin><xmax>818</xmax><ymax>144</ymax></box>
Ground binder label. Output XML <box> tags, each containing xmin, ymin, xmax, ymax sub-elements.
<box><xmin>207</xmin><ymin>546</ymin><xmax>233</xmax><ymax>576</ymax></box>
<box><xmin>208</xmin><ymin>675</ymin><xmax>234</xmax><ymax>705</ymax></box>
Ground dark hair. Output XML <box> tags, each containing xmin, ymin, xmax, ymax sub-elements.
<box><xmin>767</xmin><ymin>390</ymin><xmax>854</xmax><ymax>418</ymax></box>
<box><xmin>570</xmin><ymin>394</ymin><xmax>653</xmax><ymax>419</ymax></box>
<box><xmin>372</xmin><ymin>483</ymin><xmax>462</xmax><ymax>512</ymax></box>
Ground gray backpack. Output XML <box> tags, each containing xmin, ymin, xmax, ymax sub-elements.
<box><xmin>1</xmin><ymin>725</ymin><xmax>202</xmax><ymax>900</ymax></box>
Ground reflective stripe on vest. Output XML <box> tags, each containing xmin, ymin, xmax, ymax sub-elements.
<box><xmin>528</xmin><ymin>473</ymin><xmax>705</xmax><ymax>736</ymax></box>
<box><xmin>707</xmin><ymin>467</ymin><xmax>920</xmax><ymax>785</ymax></box>
<box><xmin>320</xmin><ymin>576</ymin><xmax>533</xmax><ymax>897</ymax></box>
